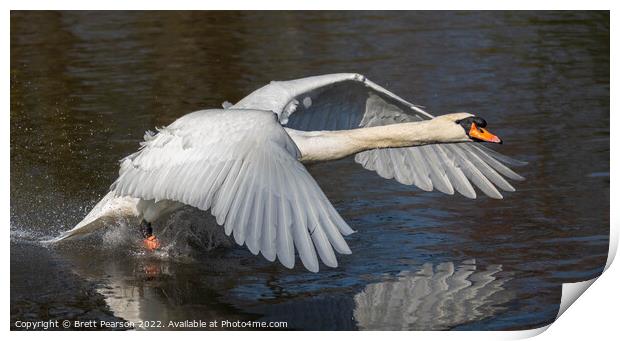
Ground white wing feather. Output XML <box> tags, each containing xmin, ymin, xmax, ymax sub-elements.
<box><xmin>112</xmin><ymin>109</ymin><xmax>353</xmax><ymax>272</ymax></box>
<box><xmin>234</xmin><ymin>73</ymin><xmax>525</xmax><ymax>199</ymax></box>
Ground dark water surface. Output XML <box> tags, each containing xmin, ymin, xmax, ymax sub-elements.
<box><xmin>11</xmin><ymin>11</ymin><xmax>609</xmax><ymax>330</ymax></box>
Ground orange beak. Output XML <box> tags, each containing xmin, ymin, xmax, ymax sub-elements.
<box><xmin>144</xmin><ymin>235</ymin><xmax>161</xmax><ymax>250</ymax></box>
<box><xmin>469</xmin><ymin>123</ymin><xmax>502</xmax><ymax>144</ymax></box>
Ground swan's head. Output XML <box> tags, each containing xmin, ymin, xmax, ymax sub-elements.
<box><xmin>436</xmin><ymin>112</ymin><xmax>502</xmax><ymax>144</ymax></box>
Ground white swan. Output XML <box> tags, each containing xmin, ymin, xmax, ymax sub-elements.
<box><xmin>51</xmin><ymin>73</ymin><xmax>525</xmax><ymax>272</ymax></box>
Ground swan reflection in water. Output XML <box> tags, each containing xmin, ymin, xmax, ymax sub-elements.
<box><xmin>58</xmin><ymin>209</ymin><xmax>253</xmax><ymax>329</ymax></box>
<box><xmin>354</xmin><ymin>260</ymin><xmax>513</xmax><ymax>330</ymax></box>
<box><xmin>59</xmin><ymin>213</ymin><xmax>513</xmax><ymax>330</ymax></box>
<box><xmin>77</xmin><ymin>254</ymin><xmax>255</xmax><ymax>330</ymax></box>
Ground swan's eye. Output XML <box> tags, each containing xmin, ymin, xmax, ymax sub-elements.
<box><xmin>473</xmin><ymin>117</ymin><xmax>487</xmax><ymax>127</ymax></box>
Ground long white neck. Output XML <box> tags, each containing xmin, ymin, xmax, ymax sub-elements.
<box><xmin>286</xmin><ymin>117</ymin><xmax>468</xmax><ymax>163</ymax></box>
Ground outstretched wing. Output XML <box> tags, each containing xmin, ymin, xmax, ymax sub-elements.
<box><xmin>233</xmin><ymin>73</ymin><xmax>525</xmax><ymax>199</ymax></box>
<box><xmin>112</xmin><ymin>109</ymin><xmax>353</xmax><ymax>272</ymax></box>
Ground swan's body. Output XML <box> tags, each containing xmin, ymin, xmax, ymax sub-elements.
<box><xmin>51</xmin><ymin>73</ymin><xmax>525</xmax><ymax>272</ymax></box>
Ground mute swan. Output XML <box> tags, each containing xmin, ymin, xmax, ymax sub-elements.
<box><xmin>51</xmin><ymin>73</ymin><xmax>525</xmax><ymax>272</ymax></box>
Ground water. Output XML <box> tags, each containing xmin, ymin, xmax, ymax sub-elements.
<box><xmin>10</xmin><ymin>11</ymin><xmax>609</xmax><ymax>330</ymax></box>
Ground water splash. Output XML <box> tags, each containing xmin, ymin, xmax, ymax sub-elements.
<box><xmin>39</xmin><ymin>205</ymin><xmax>234</xmax><ymax>263</ymax></box>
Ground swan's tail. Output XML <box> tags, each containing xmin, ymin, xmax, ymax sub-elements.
<box><xmin>45</xmin><ymin>191</ymin><xmax>140</xmax><ymax>244</ymax></box>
